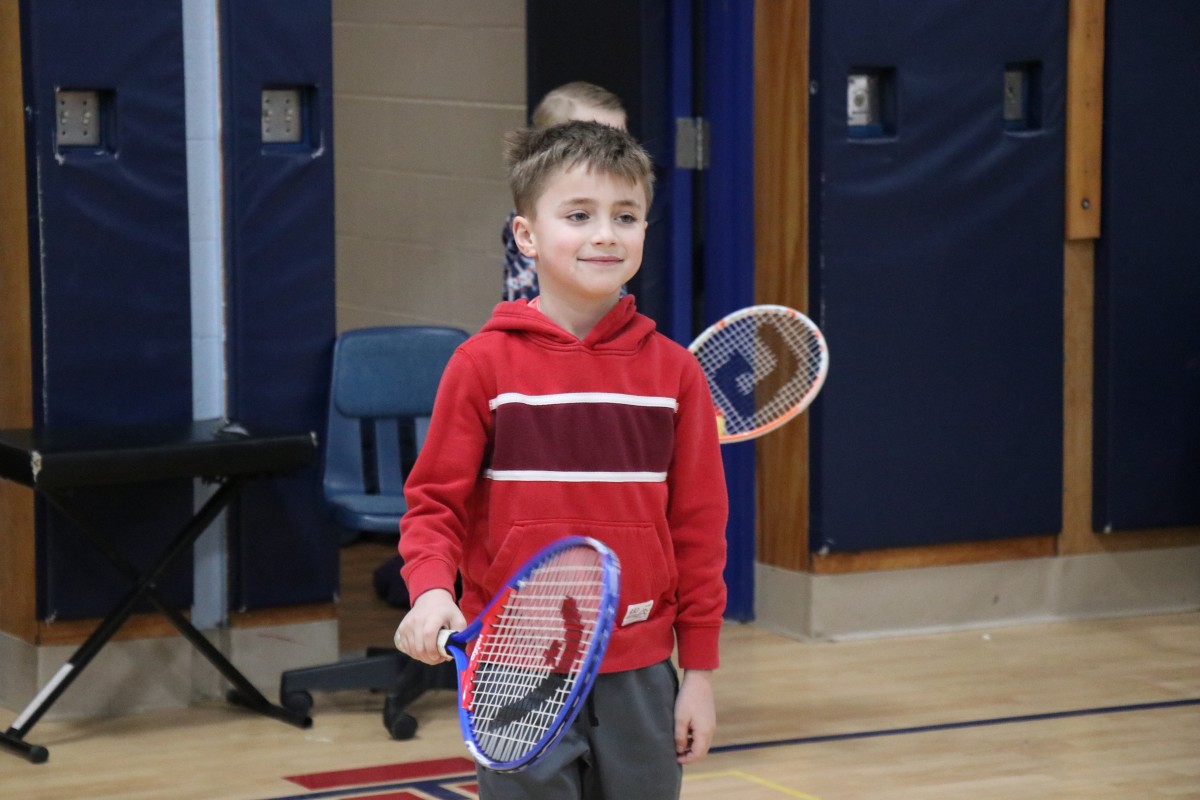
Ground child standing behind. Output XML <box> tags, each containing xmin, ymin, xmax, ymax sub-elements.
<box><xmin>503</xmin><ymin>81</ymin><xmax>627</xmax><ymax>301</ymax></box>
<box><xmin>396</xmin><ymin>121</ymin><xmax>728</xmax><ymax>799</ymax></box>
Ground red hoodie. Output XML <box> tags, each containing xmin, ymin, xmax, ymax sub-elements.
<box><xmin>399</xmin><ymin>296</ymin><xmax>728</xmax><ymax>672</ymax></box>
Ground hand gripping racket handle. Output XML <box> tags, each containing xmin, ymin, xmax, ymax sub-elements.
<box><xmin>436</xmin><ymin>628</ymin><xmax>454</xmax><ymax>658</ymax></box>
<box><xmin>393</xmin><ymin>625</ymin><xmax>459</xmax><ymax>660</ymax></box>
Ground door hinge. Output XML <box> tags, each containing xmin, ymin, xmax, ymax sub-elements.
<box><xmin>675</xmin><ymin>116</ymin><xmax>710</xmax><ymax>170</ymax></box>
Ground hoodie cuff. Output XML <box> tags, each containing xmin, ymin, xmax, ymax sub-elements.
<box><xmin>402</xmin><ymin>558</ymin><xmax>458</xmax><ymax>604</ymax></box>
<box><xmin>675</xmin><ymin>624</ymin><xmax>721</xmax><ymax>671</ymax></box>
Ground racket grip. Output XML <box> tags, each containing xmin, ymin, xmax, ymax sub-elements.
<box><xmin>436</xmin><ymin>628</ymin><xmax>453</xmax><ymax>659</ymax></box>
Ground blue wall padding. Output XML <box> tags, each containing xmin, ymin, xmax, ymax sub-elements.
<box><xmin>22</xmin><ymin>0</ymin><xmax>194</xmax><ymax>618</ymax></box>
<box><xmin>1093</xmin><ymin>1</ymin><xmax>1200</xmax><ymax>531</ymax></box>
<box><xmin>808</xmin><ymin>0</ymin><xmax>1066</xmax><ymax>552</ymax></box>
<box><xmin>701</xmin><ymin>1</ymin><xmax>757</xmax><ymax>618</ymax></box>
<box><xmin>222</xmin><ymin>0</ymin><xmax>337</xmax><ymax>609</ymax></box>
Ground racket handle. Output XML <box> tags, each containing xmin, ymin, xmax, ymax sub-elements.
<box><xmin>395</xmin><ymin>624</ymin><xmax>457</xmax><ymax>661</ymax></box>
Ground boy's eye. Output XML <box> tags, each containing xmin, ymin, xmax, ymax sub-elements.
<box><xmin>566</xmin><ymin>211</ymin><xmax>590</xmax><ymax>222</ymax></box>
<box><xmin>617</xmin><ymin>213</ymin><xmax>640</xmax><ymax>224</ymax></box>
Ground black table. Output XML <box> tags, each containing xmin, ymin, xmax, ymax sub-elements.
<box><xmin>0</xmin><ymin>418</ymin><xmax>319</xmax><ymax>763</ymax></box>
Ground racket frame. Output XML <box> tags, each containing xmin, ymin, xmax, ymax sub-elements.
<box><xmin>688</xmin><ymin>304</ymin><xmax>829</xmax><ymax>444</ymax></box>
<box><xmin>439</xmin><ymin>535</ymin><xmax>620</xmax><ymax>772</ymax></box>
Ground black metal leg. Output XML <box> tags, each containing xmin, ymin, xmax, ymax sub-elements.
<box><xmin>0</xmin><ymin>730</ymin><xmax>49</xmax><ymax>764</ymax></box>
<box><xmin>48</xmin><ymin>482</ymin><xmax>310</xmax><ymax>726</ymax></box>
<box><xmin>47</xmin><ymin>487</ymin><xmax>311</xmax><ymax>728</ymax></box>
<box><xmin>1</xmin><ymin>572</ymin><xmax>184</xmax><ymax>762</ymax></box>
<box><xmin>3</xmin><ymin>480</ymin><xmax>308</xmax><ymax>763</ymax></box>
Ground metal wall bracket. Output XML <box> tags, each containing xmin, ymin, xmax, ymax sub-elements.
<box><xmin>675</xmin><ymin>116</ymin><xmax>710</xmax><ymax>170</ymax></box>
<box><xmin>261</xmin><ymin>87</ymin><xmax>304</xmax><ymax>143</ymax></box>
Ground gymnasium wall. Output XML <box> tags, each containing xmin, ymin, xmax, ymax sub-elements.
<box><xmin>7</xmin><ymin>0</ymin><xmax>336</xmax><ymax>624</ymax></box>
<box><xmin>756</xmin><ymin>0</ymin><xmax>1200</xmax><ymax>613</ymax></box>
<box><xmin>331</xmin><ymin>1</ymin><xmax>525</xmax><ymax>335</ymax></box>
<box><xmin>5</xmin><ymin>0</ymin><xmax>1197</xmax><ymax>648</ymax></box>
<box><xmin>1093</xmin><ymin>0</ymin><xmax>1200</xmax><ymax>532</ymax></box>
<box><xmin>21</xmin><ymin>0</ymin><xmax>196</xmax><ymax>619</ymax></box>
<box><xmin>807</xmin><ymin>0</ymin><xmax>1067</xmax><ymax>553</ymax></box>
<box><xmin>1</xmin><ymin>0</ymin><xmax>529</xmax><ymax>637</ymax></box>
<box><xmin>222</xmin><ymin>0</ymin><xmax>338</xmax><ymax>610</ymax></box>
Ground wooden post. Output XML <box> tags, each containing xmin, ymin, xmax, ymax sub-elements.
<box><xmin>754</xmin><ymin>0</ymin><xmax>811</xmax><ymax>571</ymax></box>
<box><xmin>1065</xmin><ymin>0</ymin><xmax>1105</xmax><ymax>240</ymax></box>
<box><xmin>0</xmin><ymin>0</ymin><xmax>38</xmax><ymax>642</ymax></box>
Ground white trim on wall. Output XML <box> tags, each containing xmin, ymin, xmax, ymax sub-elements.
<box><xmin>182</xmin><ymin>0</ymin><xmax>228</xmax><ymax>630</ymax></box>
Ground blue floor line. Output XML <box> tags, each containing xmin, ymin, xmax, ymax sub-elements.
<box><xmin>710</xmin><ymin>697</ymin><xmax>1200</xmax><ymax>754</ymax></box>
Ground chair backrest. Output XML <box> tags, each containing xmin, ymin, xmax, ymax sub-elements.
<box><xmin>323</xmin><ymin>326</ymin><xmax>468</xmax><ymax>503</ymax></box>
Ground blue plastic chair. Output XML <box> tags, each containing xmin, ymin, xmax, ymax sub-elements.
<box><xmin>280</xmin><ymin>325</ymin><xmax>467</xmax><ymax>739</ymax></box>
<box><xmin>323</xmin><ymin>325</ymin><xmax>469</xmax><ymax>540</ymax></box>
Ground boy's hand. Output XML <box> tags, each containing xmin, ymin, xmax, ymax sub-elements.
<box><xmin>674</xmin><ymin>669</ymin><xmax>716</xmax><ymax>764</ymax></box>
<box><xmin>393</xmin><ymin>588</ymin><xmax>466</xmax><ymax>665</ymax></box>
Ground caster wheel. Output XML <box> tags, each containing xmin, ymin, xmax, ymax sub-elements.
<box><xmin>385</xmin><ymin>710</ymin><xmax>418</xmax><ymax>740</ymax></box>
<box><xmin>280</xmin><ymin>690</ymin><xmax>314</xmax><ymax>715</ymax></box>
<box><xmin>383</xmin><ymin>695</ymin><xmax>419</xmax><ymax>740</ymax></box>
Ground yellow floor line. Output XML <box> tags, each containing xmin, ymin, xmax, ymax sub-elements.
<box><xmin>684</xmin><ymin>769</ymin><xmax>823</xmax><ymax>799</ymax></box>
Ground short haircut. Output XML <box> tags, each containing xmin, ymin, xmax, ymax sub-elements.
<box><xmin>531</xmin><ymin>81</ymin><xmax>626</xmax><ymax>129</ymax></box>
<box><xmin>505</xmin><ymin>120</ymin><xmax>655</xmax><ymax>218</ymax></box>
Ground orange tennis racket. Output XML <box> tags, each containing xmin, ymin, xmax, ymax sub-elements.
<box><xmin>688</xmin><ymin>305</ymin><xmax>830</xmax><ymax>444</ymax></box>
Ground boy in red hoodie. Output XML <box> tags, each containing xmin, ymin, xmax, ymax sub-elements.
<box><xmin>394</xmin><ymin>120</ymin><xmax>728</xmax><ymax>799</ymax></box>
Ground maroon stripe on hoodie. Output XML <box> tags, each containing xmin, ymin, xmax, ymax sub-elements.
<box><xmin>491</xmin><ymin>402</ymin><xmax>675</xmax><ymax>474</ymax></box>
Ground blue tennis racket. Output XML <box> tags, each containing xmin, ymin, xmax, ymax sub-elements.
<box><xmin>435</xmin><ymin>536</ymin><xmax>620</xmax><ymax>772</ymax></box>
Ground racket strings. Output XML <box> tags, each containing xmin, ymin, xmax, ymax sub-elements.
<box><xmin>467</xmin><ymin>550</ymin><xmax>605</xmax><ymax>763</ymax></box>
<box><xmin>695</xmin><ymin>314</ymin><xmax>825</xmax><ymax>436</ymax></box>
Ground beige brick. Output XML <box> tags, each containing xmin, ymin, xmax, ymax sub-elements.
<box><xmin>335</xmin><ymin>25</ymin><xmax>523</xmax><ymax>103</ymax></box>
<box><xmin>334</xmin><ymin>0</ymin><xmax>523</xmax><ymax>28</ymax></box>
<box><xmin>333</xmin><ymin>2</ymin><xmax>524</xmax><ymax>332</ymax></box>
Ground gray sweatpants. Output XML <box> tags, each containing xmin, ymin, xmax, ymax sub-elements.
<box><xmin>475</xmin><ymin>659</ymin><xmax>682</xmax><ymax>800</ymax></box>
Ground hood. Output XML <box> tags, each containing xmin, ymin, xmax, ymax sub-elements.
<box><xmin>480</xmin><ymin>295</ymin><xmax>657</xmax><ymax>354</ymax></box>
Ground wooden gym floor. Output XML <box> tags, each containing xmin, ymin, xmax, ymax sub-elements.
<box><xmin>2</xmin><ymin>538</ymin><xmax>1198</xmax><ymax>799</ymax></box>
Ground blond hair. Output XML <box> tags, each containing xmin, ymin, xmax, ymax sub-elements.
<box><xmin>505</xmin><ymin>120</ymin><xmax>654</xmax><ymax>218</ymax></box>
<box><xmin>531</xmin><ymin>81</ymin><xmax>626</xmax><ymax>129</ymax></box>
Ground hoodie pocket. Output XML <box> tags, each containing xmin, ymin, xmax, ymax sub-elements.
<box><xmin>482</xmin><ymin>520</ymin><xmax>567</xmax><ymax>591</ymax></box>
<box><xmin>484</xmin><ymin>519</ymin><xmax>674</xmax><ymax>625</ymax></box>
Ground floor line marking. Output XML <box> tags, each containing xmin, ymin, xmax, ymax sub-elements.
<box><xmin>257</xmin><ymin>697</ymin><xmax>1200</xmax><ymax>800</ymax></box>
<box><xmin>685</xmin><ymin>769</ymin><xmax>823</xmax><ymax>799</ymax></box>
<box><xmin>710</xmin><ymin>697</ymin><xmax>1200</xmax><ymax>754</ymax></box>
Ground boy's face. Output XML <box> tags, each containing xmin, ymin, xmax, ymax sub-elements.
<box><xmin>513</xmin><ymin>163</ymin><xmax>647</xmax><ymax>307</ymax></box>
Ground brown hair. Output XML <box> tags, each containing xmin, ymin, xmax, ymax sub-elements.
<box><xmin>504</xmin><ymin>120</ymin><xmax>654</xmax><ymax>217</ymax></box>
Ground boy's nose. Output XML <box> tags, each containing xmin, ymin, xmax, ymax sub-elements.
<box><xmin>592</xmin><ymin>218</ymin><xmax>616</xmax><ymax>243</ymax></box>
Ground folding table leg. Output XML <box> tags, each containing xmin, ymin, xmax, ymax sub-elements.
<box><xmin>0</xmin><ymin>570</ymin><xmax>178</xmax><ymax>763</ymax></box>
<box><xmin>45</xmin><ymin>488</ymin><xmax>312</xmax><ymax>729</ymax></box>
<box><xmin>47</xmin><ymin>482</ymin><xmax>312</xmax><ymax>726</ymax></box>
<box><xmin>1</xmin><ymin>479</ymin><xmax>307</xmax><ymax>764</ymax></box>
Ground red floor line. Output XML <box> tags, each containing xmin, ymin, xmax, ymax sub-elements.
<box><xmin>285</xmin><ymin>756</ymin><xmax>477</xmax><ymax>790</ymax></box>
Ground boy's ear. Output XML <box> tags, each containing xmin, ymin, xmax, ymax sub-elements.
<box><xmin>512</xmin><ymin>214</ymin><xmax>537</xmax><ymax>258</ymax></box>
